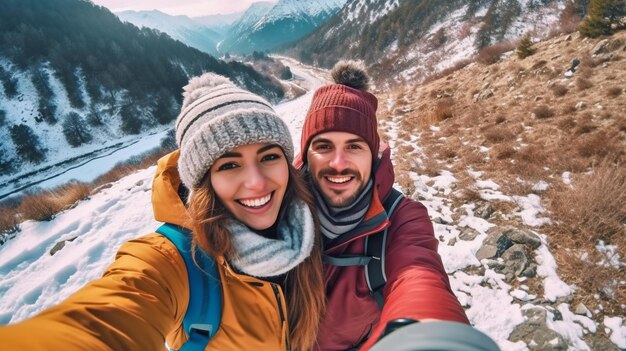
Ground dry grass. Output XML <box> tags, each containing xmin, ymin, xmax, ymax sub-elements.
<box><xmin>607</xmin><ymin>86</ymin><xmax>623</xmax><ymax>98</ymax></box>
<box><xmin>475</xmin><ymin>41</ymin><xmax>516</xmax><ymax>65</ymax></box>
<box><xmin>388</xmin><ymin>30</ymin><xmax>626</xmax><ymax>316</ymax></box>
<box><xmin>483</xmin><ymin>125</ymin><xmax>516</xmax><ymax>143</ymax></box>
<box><xmin>551</xmin><ymin>83</ymin><xmax>569</xmax><ymax>97</ymax></box>
<box><xmin>576</xmin><ymin>77</ymin><xmax>593</xmax><ymax>90</ymax></box>
<box><xmin>0</xmin><ymin>145</ymin><xmax>174</xmax><ymax>235</ymax></box>
<box><xmin>548</xmin><ymin>162</ymin><xmax>626</xmax><ymax>246</ymax></box>
<box><xmin>554</xmin><ymin>248</ymin><xmax>625</xmax><ymax>315</ymax></box>
<box><xmin>0</xmin><ymin>208</ymin><xmax>20</xmax><ymax>236</ymax></box>
<box><xmin>533</xmin><ymin>105</ymin><xmax>555</xmax><ymax>119</ymax></box>
<box><xmin>18</xmin><ymin>182</ymin><xmax>92</xmax><ymax>222</ymax></box>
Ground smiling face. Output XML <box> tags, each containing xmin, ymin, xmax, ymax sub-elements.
<box><xmin>210</xmin><ymin>143</ymin><xmax>289</xmax><ymax>231</ymax></box>
<box><xmin>306</xmin><ymin>131</ymin><xmax>372</xmax><ymax>207</ymax></box>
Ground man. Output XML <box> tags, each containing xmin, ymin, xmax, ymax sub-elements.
<box><xmin>295</xmin><ymin>61</ymin><xmax>469</xmax><ymax>350</ymax></box>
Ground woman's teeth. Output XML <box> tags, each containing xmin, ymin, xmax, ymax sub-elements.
<box><xmin>239</xmin><ymin>193</ymin><xmax>271</xmax><ymax>207</ymax></box>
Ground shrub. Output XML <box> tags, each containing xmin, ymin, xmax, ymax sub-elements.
<box><xmin>9</xmin><ymin>124</ymin><xmax>46</xmax><ymax>164</ymax></box>
<box><xmin>551</xmin><ymin>84</ymin><xmax>569</xmax><ymax>97</ymax></box>
<box><xmin>160</xmin><ymin>129</ymin><xmax>177</xmax><ymax>150</ymax></box>
<box><xmin>120</xmin><ymin>104</ymin><xmax>142</xmax><ymax>134</ymax></box>
<box><xmin>62</xmin><ymin>112</ymin><xmax>92</xmax><ymax>147</ymax></box>
<box><xmin>0</xmin><ymin>207</ymin><xmax>20</xmax><ymax>239</ymax></box>
<box><xmin>558</xmin><ymin>1</ymin><xmax>583</xmax><ymax>33</ymax></box>
<box><xmin>607</xmin><ymin>86</ymin><xmax>622</xmax><ymax>97</ymax></box>
<box><xmin>533</xmin><ymin>105</ymin><xmax>555</xmax><ymax>119</ymax></box>
<box><xmin>483</xmin><ymin>126</ymin><xmax>516</xmax><ymax>143</ymax></box>
<box><xmin>548</xmin><ymin>161</ymin><xmax>626</xmax><ymax>245</ymax></box>
<box><xmin>19</xmin><ymin>182</ymin><xmax>91</xmax><ymax>222</ymax></box>
<box><xmin>432</xmin><ymin>98</ymin><xmax>454</xmax><ymax>121</ymax></box>
<box><xmin>476</xmin><ymin>41</ymin><xmax>516</xmax><ymax>65</ymax></box>
<box><xmin>516</xmin><ymin>34</ymin><xmax>536</xmax><ymax>59</ymax></box>
<box><xmin>576</xmin><ymin>77</ymin><xmax>593</xmax><ymax>90</ymax></box>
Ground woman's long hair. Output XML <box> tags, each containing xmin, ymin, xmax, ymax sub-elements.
<box><xmin>187</xmin><ymin>161</ymin><xmax>326</xmax><ymax>351</ymax></box>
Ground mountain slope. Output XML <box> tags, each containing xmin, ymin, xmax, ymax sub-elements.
<box><xmin>221</xmin><ymin>0</ymin><xmax>347</xmax><ymax>54</ymax></box>
<box><xmin>116</xmin><ymin>10</ymin><xmax>222</xmax><ymax>55</ymax></box>
<box><xmin>287</xmin><ymin>0</ymin><xmax>583</xmax><ymax>82</ymax></box>
<box><xmin>0</xmin><ymin>0</ymin><xmax>284</xmax><ymax>182</ymax></box>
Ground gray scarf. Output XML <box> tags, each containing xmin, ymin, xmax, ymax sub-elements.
<box><xmin>227</xmin><ymin>198</ymin><xmax>314</xmax><ymax>278</ymax></box>
<box><xmin>313</xmin><ymin>178</ymin><xmax>373</xmax><ymax>240</ymax></box>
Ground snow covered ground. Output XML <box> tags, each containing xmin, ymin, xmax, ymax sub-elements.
<box><xmin>0</xmin><ymin>62</ymin><xmax>624</xmax><ymax>350</ymax></box>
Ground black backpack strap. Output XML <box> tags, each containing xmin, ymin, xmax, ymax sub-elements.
<box><xmin>366</xmin><ymin>188</ymin><xmax>404</xmax><ymax>308</ymax></box>
<box><xmin>321</xmin><ymin>188</ymin><xmax>404</xmax><ymax>309</ymax></box>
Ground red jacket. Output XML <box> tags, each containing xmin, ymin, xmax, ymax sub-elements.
<box><xmin>297</xmin><ymin>145</ymin><xmax>469</xmax><ymax>351</ymax></box>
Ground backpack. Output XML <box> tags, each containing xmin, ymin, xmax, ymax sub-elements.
<box><xmin>156</xmin><ymin>223</ymin><xmax>222</xmax><ymax>351</ymax></box>
<box><xmin>322</xmin><ymin>188</ymin><xmax>404</xmax><ymax>308</ymax></box>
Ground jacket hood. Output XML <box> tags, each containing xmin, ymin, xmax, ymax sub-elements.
<box><xmin>152</xmin><ymin>150</ymin><xmax>191</xmax><ymax>228</ymax></box>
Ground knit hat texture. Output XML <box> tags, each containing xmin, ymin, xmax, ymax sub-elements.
<box><xmin>300</xmin><ymin>61</ymin><xmax>379</xmax><ymax>161</ymax></box>
<box><xmin>176</xmin><ymin>73</ymin><xmax>293</xmax><ymax>189</ymax></box>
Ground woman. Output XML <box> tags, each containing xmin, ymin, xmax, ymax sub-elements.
<box><xmin>0</xmin><ymin>73</ymin><xmax>325</xmax><ymax>351</ymax></box>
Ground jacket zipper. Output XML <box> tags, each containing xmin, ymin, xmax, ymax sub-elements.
<box><xmin>271</xmin><ymin>283</ymin><xmax>290</xmax><ymax>351</ymax></box>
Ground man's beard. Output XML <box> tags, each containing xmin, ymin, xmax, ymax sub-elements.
<box><xmin>315</xmin><ymin>168</ymin><xmax>364</xmax><ymax>207</ymax></box>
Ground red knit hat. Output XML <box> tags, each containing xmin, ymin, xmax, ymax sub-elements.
<box><xmin>300</xmin><ymin>61</ymin><xmax>379</xmax><ymax>161</ymax></box>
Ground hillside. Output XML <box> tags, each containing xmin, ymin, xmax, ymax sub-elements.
<box><xmin>0</xmin><ymin>0</ymin><xmax>284</xmax><ymax>184</ymax></box>
<box><xmin>220</xmin><ymin>0</ymin><xmax>347</xmax><ymax>54</ymax></box>
<box><xmin>286</xmin><ymin>0</ymin><xmax>590</xmax><ymax>83</ymax></box>
<box><xmin>115</xmin><ymin>10</ymin><xmax>222</xmax><ymax>55</ymax></box>
<box><xmin>374</xmin><ymin>28</ymin><xmax>625</xmax><ymax>347</ymax></box>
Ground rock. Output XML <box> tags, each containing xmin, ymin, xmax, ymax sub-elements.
<box><xmin>448</xmin><ymin>237</ymin><xmax>458</xmax><ymax>246</ymax></box>
<box><xmin>49</xmin><ymin>236</ymin><xmax>78</xmax><ymax>256</ymax></box>
<box><xmin>574</xmin><ymin>303</ymin><xmax>591</xmax><ymax>316</ymax></box>
<box><xmin>502</xmin><ymin>227</ymin><xmax>542</xmax><ymax>249</ymax></box>
<box><xmin>476</xmin><ymin>227</ymin><xmax>514</xmax><ymax>260</ymax></box>
<box><xmin>502</xmin><ymin>244</ymin><xmax>529</xmax><ymax>280</ymax></box>
<box><xmin>432</xmin><ymin>217</ymin><xmax>450</xmax><ymax>225</ymax></box>
<box><xmin>510</xmin><ymin>307</ymin><xmax>568</xmax><ymax>350</ymax></box>
<box><xmin>586</xmin><ymin>334</ymin><xmax>621</xmax><ymax>351</ymax></box>
<box><xmin>575</xmin><ymin>101</ymin><xmax>586</xmax><ymax>110</ymax></box>
<box><xmin>473</xmin><ymin>89</ymin><xmax>494</xmax><ymax>102</ymax></box>
<box><xmin>569</xmin><ymin>58</ymin><xmax>580</xmax><ymax>71</ymax></box>
<box><xmin>564</xmin><ymin>70</ymin><xmax>574</xmax><ymax>78</ymax></box>
<box><xmin>460</xmin><ymin>227</ymin><xmax>480</xmax><ymax>241</ymax></box>
<box><xmin>485</xmin><ymin>259</ymin><xmax>506</xmax><ymax>271</ymax></box>
<box><xmin>591</xmin><ymin>39</ymin><xmax>609</xmax><ymax>55</ymax></box>
<box><xmin>474</xmin><ymin>203</ymin><xmax>494</xmax><ymax>219</ymax></box>
<box><xmin>522</xmin><ymin>263</ymin><xmax>537</xmax><ymax>278</ymax></box>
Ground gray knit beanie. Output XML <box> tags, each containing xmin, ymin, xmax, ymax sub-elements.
<box><xmin>175</xmin><ymin>73</ymin><xmax>294</xmax><ymax>189</ymax></box>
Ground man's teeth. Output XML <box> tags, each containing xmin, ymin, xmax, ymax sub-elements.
<box><xmin>327</xmin><ymin>176</ymin><xmax>351</xmax><ymax>184</ymax></box>
<box><xmin>239</xmin><ymin>194</ymin><xmax>271</xmax><ymax>207</ymax></box>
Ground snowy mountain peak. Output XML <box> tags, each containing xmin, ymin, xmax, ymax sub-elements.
<box><xmin>267</xmin><ymin>0</ymin><xmax>347</xmax><ymax>19</ymax></box>
<box><xmin>233</xmin><ymin>1</ymin><xmax>275</xmax><ymax>29</ymax></box>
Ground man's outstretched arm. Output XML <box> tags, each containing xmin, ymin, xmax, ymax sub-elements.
<box><xmin>360</xmin><ymin>199</ymin><xmax>469</xmax><ymax>350</ymax></box>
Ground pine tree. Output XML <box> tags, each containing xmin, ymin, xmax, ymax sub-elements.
<box><xmin>517</xmin><ymin>34</ymin><xmax>536</xmax><ymax>59</ymax></box>
<box><xmin>120</xmin><ymin>104</ymin><xmax>142</xmax><ymax>135</ymax></box>
<box><xmin>153</xmin><ymin>90</ymin><xmax>175</xmax><ymax>125</ymax></box>
<box><xmin>580</xmin><ymin>0</ymin><xmax>626</xmax><ymax>37</ymax></box>
<box><xmin>9</xmin><ymin>124</ymin><xmax>46</xmax><ymax>164</ymax></box>
<box><xmin>62</xmin><ymin>112</ymin><xmax>92</xmax><ymax>147</ymax></box>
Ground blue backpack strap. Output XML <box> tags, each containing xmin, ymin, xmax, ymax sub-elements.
<box><xmin>156</xmin><ymin>223</ymin><xmax>222</xmax><ymax>351</ymax></box>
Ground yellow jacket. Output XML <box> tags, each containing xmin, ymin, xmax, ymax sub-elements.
<box><xmin>0</xmin><ymin>150</ymin><xmax>290</xmax><ymax>350</ymax></box>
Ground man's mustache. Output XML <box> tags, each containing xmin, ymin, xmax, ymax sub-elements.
<box><xmin>318</xmin><ymin>169</ymin><xmax>361</xmax><ymax>180</ymax></box>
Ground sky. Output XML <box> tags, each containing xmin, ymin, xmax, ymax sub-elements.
<box><xmin>90</xmin><ymin>0</ymin><xmax>275</xmax><ymax>17</ymax></box>
<box><xmin>1</xmin><ymin>60</ymin><xmax>625</xmax><ymax>350</ymax></box>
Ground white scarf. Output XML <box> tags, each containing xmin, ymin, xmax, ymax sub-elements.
<box><xmin>227</xmin><ymin>198</ymin><xmax>314</xmax><ymax>278</ymax></box>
